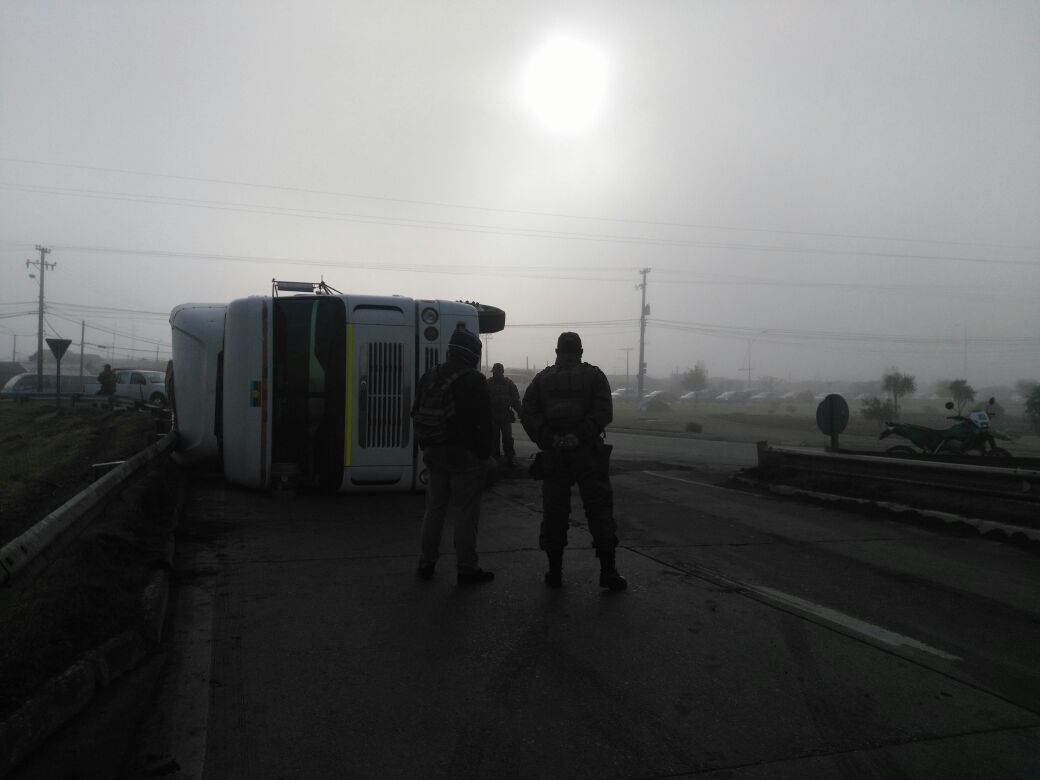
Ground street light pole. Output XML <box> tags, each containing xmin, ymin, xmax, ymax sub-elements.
<box><xmin>636</xmin><ymin>268</ymin><xmax>650</xmax><ymax>399</ymax></box>
<box><xmin>619</xmin><ymin>347</ymin><xmax>632</xmax><ymax>388</ymax></box>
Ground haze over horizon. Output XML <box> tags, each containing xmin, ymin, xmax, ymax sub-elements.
<box><xmin>2</xmin><ymin>2</ymin><xmax>1038</xmax><ymax>390</ymax></box>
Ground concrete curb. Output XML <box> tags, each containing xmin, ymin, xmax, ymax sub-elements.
<box><xmin>0</xmin><ymin>627</ymin><xmax>155</xmax><ymax>776</ymax></box>
<box><xmin>0</xmin><ymin>432</ymin><xmax>177</xmax><ymax>586</ymax></box>
<box><xmin>737</xmin><ymin>476</ymin><xmax>1040</xmax><ymax>544</ymax></box>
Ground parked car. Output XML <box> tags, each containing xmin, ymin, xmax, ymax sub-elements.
<box><xmin>638</xmin><ymin>390</ymin><xmax>677</xmax><ymax>412</ymax></box>
<box><xmin>1</xmin><ymin>372</ymin><xmax>87</xmax><ymax>396</ymax></box>
<box><xmin>679</xmin><ymin>389</ymin><xmax>712</xmax><ymax>403</ymax></box>
<box><xmin>86</xmin><ymin>368</ymin><xmax>168</xmax><ymax>407</ymax></box>
<box><xmin>715</xmin><ymin>389</ymin><xmax>754</xmax><ymax>403</ymax></box>
<box><xmin>750</xmin><ymin>392</ymin><xmax>781</xmax><ymax>402</ymax></box>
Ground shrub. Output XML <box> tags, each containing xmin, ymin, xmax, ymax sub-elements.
<box><xmin>685</xmin><ymin>421</ymin><xmax>702</xmax><ymax>433</ymax></box>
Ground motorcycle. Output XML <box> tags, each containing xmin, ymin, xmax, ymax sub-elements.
<box><xmin>879</xmin><ymin>397</ymin><xmax>1012</xmax><ymax>457</ymax></box>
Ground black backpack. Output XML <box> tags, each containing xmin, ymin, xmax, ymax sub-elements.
<box><xmin>412</xmin><ymin>366</ymin><xmax>473</xmax><ymax>446</ymax></box>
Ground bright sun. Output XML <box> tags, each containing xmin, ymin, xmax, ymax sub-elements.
<box><xmin>522</xmin><ymin>36</ymin><xmax>608</xmax><ymax>134</ymax></box>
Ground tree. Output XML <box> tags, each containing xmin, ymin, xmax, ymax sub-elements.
<box><xmin>882</xmin><ymin>369</ymin><xmax>916</xmax><ymax>419</ymax></box>
<box><xmin>681</xmin><ymin>362</ymin><xmax>708</xmax><ymax>393</ymax></box>
<box><xmin>1016</xmin><ymin>379</ymin><xmax>1038</xmax><ymax>400</ymax></box>
<box><xmin>945</xmin><ymin>379</ymin><xmax>976</xmax><ymax>413</ymax></box>
<box><xmin>1026</xmin><ymin>386</ymin><xmax>1040</xmax><ymax>433</ymax></box>
<box><xmin>860</xmin><ymin>396</ymin><xmax>895</xmax><ymax>430</ymax></box>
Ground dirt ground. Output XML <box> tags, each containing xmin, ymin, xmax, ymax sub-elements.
<box><xmin>0</xmin><ymin>401</ymin><xmax>179</xmax><ymax>725</ymax></box>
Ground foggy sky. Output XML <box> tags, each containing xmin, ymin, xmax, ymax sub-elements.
<box><xmin>2</xmin><ymin>1</ymin><xmax>1038</xmax><ymax>389</ymax></box>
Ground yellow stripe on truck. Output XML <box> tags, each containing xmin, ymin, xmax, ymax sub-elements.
<box><xmin>345</xmin><ymin>324</ymin><xmax>353</xmax><ymax>466</ymax></box>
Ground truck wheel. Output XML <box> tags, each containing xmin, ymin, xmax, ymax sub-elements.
<box><xmin>149</xmin><ymin>392</ymin><xmax>167</xmax><ymax>408</ymax></box>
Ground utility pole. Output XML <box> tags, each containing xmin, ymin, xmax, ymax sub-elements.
<box><xmin>746</xmin><ymin>340</ymin><xmax>752</xmax><ymax>388</ymax></box>
<box><xmin>636</xmin><ymin>268</ymin><xmax>650</xmax><ymax>400</ymax></box>
<box><xmin>962</xmin><ymin>322</ymin><xmax>968</xmax><ymax>380</ymax></box>
<box><xmin>79</xmin><ymin>321</ymin><xmax>86</xmax><ymax>381</ymax></box>
<box><xmin>26</xmin><ymin>245</ymin><xmax>54</xmax><ymax>391</ymax></box>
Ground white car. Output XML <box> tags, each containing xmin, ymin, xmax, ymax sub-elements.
<box><xmin>679</xmin><ymin>389</ymin><xmax>711</xmax><ymax>403</ymax></box>
<box><xmin>88</xmin><ymin>368</ymin><xmax>168</xmax><ymax>407</ymax></box>
<box><xmin>0</xmin><ymin>372</ymin><xmax>87</xmax><ymax>396</ymax></box>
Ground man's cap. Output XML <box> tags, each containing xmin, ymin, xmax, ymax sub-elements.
<box><xmin>492</xmin><ymin>362</ymin><xmax>504</xmax><ymax>374</ymax></box>
<box><xmin>449</xmin><ymin>327</ymin><xmax>482</xmax><ymax>359</ymax></box>
<box><xmin>556</xmin><ymin>332</ymin><xmax>582</xmax><ymax>353</ymax></box>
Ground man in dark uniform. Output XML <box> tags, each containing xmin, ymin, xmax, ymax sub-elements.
<box><xmin>488</xmin><ymin>363</ymin><xmax>521</xmax><ymax>466</ymax></box>
<box><xmin>521</xmin><ymin>332</ymin><xmax>627</xmax><ymax>591</ymax></box>
<box><xmin>96</xmin><ymin>364</ymin><xmax>116</xmax><ymax>403</ymax></box>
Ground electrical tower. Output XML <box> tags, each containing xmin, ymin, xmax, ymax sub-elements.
<box><xmin>26</xmin><ymin>245</ymin><xmax>54</xmax><ymax>391</ymax></box>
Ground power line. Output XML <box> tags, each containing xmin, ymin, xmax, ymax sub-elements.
<box><xmin>0</xmin><ymin>240</ymin><xmax>643</xmax><ymax>281</ymax></box>
<box><xmin>647</xmin><ymin>318</ymin><xmax>1040</xmax><ymax>349</ymax></box>
<box><xmin>3</xmin><ymin>182</ymin><xmax>1037</xmax><ymax>267</ymax></box>
<box><xmin>48</xmin><ymin>301</ymin><xmax>169</xmax><ymax>318</ymax></box>
<box><xmin>3</xmin><ymin>155</ymin><xmax>1036</xmax><ymax>253</ymax></box>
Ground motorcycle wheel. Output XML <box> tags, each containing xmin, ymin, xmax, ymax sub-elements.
<box><xmin>885</xmin><ymin>445</ymin><xmax>917</xmax><ymax>456</ymax></box>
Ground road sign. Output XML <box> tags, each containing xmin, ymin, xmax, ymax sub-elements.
<box><xmin>46</xmin><ymin>338</ymin><xmax>72</xmax><ymax>361</ymax></box>
<box><xmin>816</xmin><ymin>393</ymin><xmax>849</xmax><ymax>451</ymax></box>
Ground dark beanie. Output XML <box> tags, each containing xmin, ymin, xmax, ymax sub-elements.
<box><xmin>449</xmin><ymin>327</ymin><xmax>482</xmax><ymax>362</ymax></box>
<box><xmin>556</xmin><ymin>332</ymin><xmax>582</xmax><ymax>354</ymax></box>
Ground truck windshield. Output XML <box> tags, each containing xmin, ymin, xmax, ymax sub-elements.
<box><xmin>271</xmin><ymin>297</ymin><xmax>346</xmax><ymax>489</ymax></box>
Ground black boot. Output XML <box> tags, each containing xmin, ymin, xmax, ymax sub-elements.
<box><xmin>598</xmin><ymin>550</ymin><xmax>627</xmax><ymax>591</ymax></box>
<box><xmin>544</xmin><ymin>550</ymin><xmax>563</xmax><ymax>588</ymax></box>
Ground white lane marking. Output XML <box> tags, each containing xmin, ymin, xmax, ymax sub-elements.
<box><xmin>640</xmin><ymin>469</ymin><xmax>963</xmax><ymax>662</ymax></box>
<box><xmin>643</xmin><ymin>470</ymin><xmax>733</xmax><ymax>490</ymax></box>
<box><xmin>755</xmin><ymin>586</ymin><xmax>962</xmax><ymax>661</ymax></box>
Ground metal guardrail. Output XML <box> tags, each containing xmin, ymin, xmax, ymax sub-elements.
<box><xmin>0</xmin><ymin>392</ymin><xmax>145</xmax><ymax>408</ymax></box>
<box><xmin>0</xmin><ymin>432</ymin><xmax>178</xmax><ymax>586</ymax></box>
<box><xmin>754</xmin><ymin>443</ymin><xmax>1040</xmax><ymax>531</ymax></box>
<box><xmin>757</xmin><ymin>443</ymin><xmax>1040</xmax><ymax>500</ymax></box>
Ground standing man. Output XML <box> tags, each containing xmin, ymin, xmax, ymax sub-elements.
<box><xmin>96</xmin><ymin>364</ymin><xmax>116</xmax><ymax>402</ymax></box>
<box><xmin>488</xmin><ymin>363</ymin><xmax>521</xmax><ymax>467</ymax></box>
<box><xmin>412</xmin><ymin>327</ymin><xmax>495</xmax><ymax>585</ymax></box>
<box><xmin>521</xmin><ymin>332</ymin><xmax>627</xmax><ymax>591</ymax></box>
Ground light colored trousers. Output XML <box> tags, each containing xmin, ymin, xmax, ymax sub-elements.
<box><xmin>418</xmin><ymin>445</ymin><xmax>486</xmax><ymax>571</ymax></box>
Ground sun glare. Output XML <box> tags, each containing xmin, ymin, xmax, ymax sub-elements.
<box><xmin>522</xmin><ymin>36</ymin><xmax>608</xmax><ymax>134</ymax></box>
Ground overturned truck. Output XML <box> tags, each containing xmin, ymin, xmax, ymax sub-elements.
<box><xmin>170</xmin><ymin>280</ymin><xmax>505</xmax><ymax>492</ymax></box>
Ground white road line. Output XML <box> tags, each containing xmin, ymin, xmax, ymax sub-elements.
<box><xmin>640</xmin><ymin>469</ymin><xmax>963</xmax><ymax>662</ymax></box>
<box><xmin>755</xmin><ymin>586</ymin><xmax>962</xmax><ymax>661</ymax></box>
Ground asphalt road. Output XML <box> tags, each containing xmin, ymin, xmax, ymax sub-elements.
<box><xmin>132</xmin><ymin>430</ymin><xmax>1040</xmax><ymax>779</ymax></box>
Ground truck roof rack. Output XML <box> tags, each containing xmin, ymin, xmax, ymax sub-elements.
<box><xmin>271</xmin><ymin>278</ymin><xmax>344</xmax><ymax>296</ymax></box>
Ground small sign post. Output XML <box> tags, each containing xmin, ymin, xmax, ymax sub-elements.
<box><xmin>815</xmin><ymin>393</ymin><xmax>849</xmax><ymax>452</ymax></box>
<box><xmin>45</xmin><ymin>338</ymin><xmax>72</xmax><ymax>408</ymax></box>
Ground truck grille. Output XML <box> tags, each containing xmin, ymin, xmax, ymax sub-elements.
<box><xmin>424</xmin><ymin>347</ymin><xmax>439</xmax><ymax>374</ymax></box>
<box><xmin>359</xmin><ymin>341</ymin><xmax>409</xmax><ymax>448</ymax></box>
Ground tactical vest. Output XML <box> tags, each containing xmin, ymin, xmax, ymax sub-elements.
<box><xmin>540</xmin><ymin>362</ymin><xmax>593</xmax><ymax>431</ymax></box>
